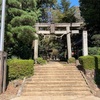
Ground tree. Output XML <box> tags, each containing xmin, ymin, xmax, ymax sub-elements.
<box><xmin>79</xmin><ymin>1</ymin><xmax>100</xmax><ymax>32</ymax></box>
<box><xmin>79</xmin><ymin>0</ymin><xmax>100</xmax><ymax>47</ymax></box>
<box><xmin>51</xmin><ymin>0</ymin><xmax>76</xmax><ymax>23</ymax></box>
<box><xmin>91</xmin><ymin>35</ymin><xmax>100</xmax><ymax>47</ymax></box>
<box><xmin>37</xmin><ymin>0</ymin><xmax>57</xmax><ymax>22</ymax></box>
<box><xmin>5</xmin><ymin>0</ymin><xmax>40</xmax><ymax>58</ymax></box>
<box><xmin>37</xmin><ymin>0</ymin><xmax>76</xmax><ymax>23</ymax></box>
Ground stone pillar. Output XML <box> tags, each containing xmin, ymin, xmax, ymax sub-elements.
<box><xmin>34</xmin><ymin>34</ymin><xmax>38</xmax><ymax>63</ymax></box>
<box><xmin>66</xmin><ymin>27</ymin><xmax>72</xmax><ymax>59</ymax></box>
<box><xmin>83</xmin><ymin>31</ymin><xmax>88</xmax><ymax>56</ymax></box>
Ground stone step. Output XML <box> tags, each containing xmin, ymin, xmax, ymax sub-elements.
<box><xmin>27</xmin><ymin>78</ymin><xmax>84</xmax><ymax>81</ymax></box>
<box><xmin>35</xmin><ymin>69</ymin><xmax>77</xmax><ymax>70</ymax></box>
<box><xmin>24</xmin><ymin>83</ymin><xmax>88</xmax><ymax>87</ymax></box>
<box><xmin>34</xmin><ymin>73</ymin><xmax>80</xmax><ymax>75</ymax></box>
<box><xmin>30</xmin><ymin>76</ymin><xmax>83</xmax><ymax>79</ymax></box>
<box><xmin>21</xmin><ymin>62</ymin><xmax>91</xmax><ymax>97</ymax></box>
<box><xmin>25</xmin><ymin>81</ymin><xmax>87</xmax><ymax>84</ymax></box>
<box><xmin>24</xmin><ymin>83</ymin><xmax>88</xmax><ymax>88</ymax></box>
<box><xmin>22</xmin><ymin>91</ymin><xmax>91</xmax><ymax>96</ymax></box>
<box><xmin>26</xmin><ymin>78</ymin><xmax>84</xmax><ymax>82</ymax></box>
<box><xmin>34</xmin><ymin>74</ymin><xmax>81</xmax><ymax>76</ymax></box>
<box><xmin>35</xmin><ymin>69</ymin><xmax>78</xmax><ymax>71</ymax></box>
<box><xmin>35</xmin><ymin>65</ymin><xmax>77</xmax><ymax>69</ymax></box>
<box><xmin>35</xmin><ymin>71</ymin><xmax>79</xmax><ymax>73</ymax></box>
<box><xmin>34</xmin><ymin>73</ymin><xmax>81</xmax><ymax>75</ymax></box>
<box><xmin>25</xmin><ymin>81</ymin><xmax>87</xmax><ymax>85</ymax></box>
<box><xmin>23</xmin><ymin>87</ymin><xmax>90</xmax><ymax>92</ymax></box>
<box><xmin>23</xmin><ymin>88</ymin><xmax>89</xmax><ymax>92</ymax></box>
<box><xmin>31</xmin><ymin>75</ymin><xmax>83</xmax><ymax>78</ymax></box>
<box><xmin>34</xmin><ymin>68</ymin><xmax>77</xmax><ymax>71</ymax></box>
<box><xmin>35</xmin><ymin>67</ymin><xmax>77</xmax><ymax>69</ymax></box>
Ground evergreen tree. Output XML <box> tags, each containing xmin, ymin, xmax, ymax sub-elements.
<box><xmin>5</xmin><ymin>0</ymin><xmax>40</xmax><ymax>58</ymax></box>
<box><xmin>79</xmin><ymin>0</ymin><xmax>100</xmax><ymax>31</ymax></box>
<box><xmin>79</xmin><ymin>0</ymin><xmax>100</xmax><ymax>46</ymax></box>
<box><xmin>37</xmin><ymin>0</ymin><xmax>57</xmax><ymax>22</ymax></box>
<box><xmin>51</xmin><ymin>0</ymin><xmax>76</xmax><ymax>23</ymax></box>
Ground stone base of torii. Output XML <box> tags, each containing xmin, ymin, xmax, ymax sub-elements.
<box><xmin>34</xmin><ymin>23</ymin><xmax>88</xmax><ymax>63</ymax></box>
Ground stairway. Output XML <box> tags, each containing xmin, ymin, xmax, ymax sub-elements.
<box><xmin>21</xmin><ymin>62</ymin><xmax>92</xmax><ymax>96</ymax></box>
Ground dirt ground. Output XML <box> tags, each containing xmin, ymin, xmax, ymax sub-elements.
<box><xmin>0</xmin><ymin>80</ymin><xmax>22</xmax><ymax>100</ymax></box>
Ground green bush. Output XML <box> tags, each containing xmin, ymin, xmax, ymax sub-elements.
<box><xmin>68</xmin><ymin>57</ymin><xmax>75</xmax><ymax>63</ymax></box>
<box><xmin>79</xmin><ymin>55</ymin><xmax>100</xmax><ymax>85</ymax></box>
<box><xmin>88</xmin><ymin>47</ymin><xmax>100</xmax><ymax>55</ymax></box>
<box><xmin>94</xmin><ymin>56</ymin><xmax>100</xmax><ymax>84</ymax></box>
<box><xmin>79</xmin><ymin>56</ymin><xmax>95</xmax><ymax>70</ymax></box>
<box><xmin>95</xmin><ymin>72</ymin><xmax>100</xmax><ymax>85</ymax></box>
<box><xmin>36</xmin><ymin>57</ymin><xmax>47</xmax><ymax>65</ymax></box>
<box><xmin>7</xmin><ymin>59</ymin><xmax>34</xmax><ymax>81</ymax></box>
<box><xmin>94</xmin><ymin>55</ymin><xmax>100</xmax><ymax>70</ymax></box>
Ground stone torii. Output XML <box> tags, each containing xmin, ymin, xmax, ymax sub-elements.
<box><xmin>34</xmin><ymin>23</ymin><xmax>88</xmax><ymax>62</ymax></box>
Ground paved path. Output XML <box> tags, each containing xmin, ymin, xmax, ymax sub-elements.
<box><xmin>11</xmin><ymin>62</ymin><xmax>100</xmax><ymax>100</ymax></box>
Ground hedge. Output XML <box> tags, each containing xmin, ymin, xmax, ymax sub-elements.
<box><xmin>94</xmin><ymin>56</ymin><xmax>100</xmax><ymax>84</ymax></box>
<box><xmin>94</xmin><ymin>56</ymin><xmax>100</xmax><ymax>70</ymax></box>
<box><xmin>68</xmin><ymin>57</ymin><xmax>76</xmax><ymax>63</ymax></box>
<box><xmin>79</xmin><ymin>56</ymin><xmax>95</xmax><ymax>70</ymax></box>
<box><xmin>79</xmin><ymin>55</ymin><xmax>100</xmax><ymax>84</ymax></box>
<box><xmin>36</xmin><ymin>57</ymin><xmax>47</xmax><ymax>65</ymax></box>
<box><xmin>7</xmin><ymin>59</ymin><xmax>34</xmax><ymax>81</ymax></box>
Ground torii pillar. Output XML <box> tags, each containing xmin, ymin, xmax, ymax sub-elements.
<box><xmin>66</xmin><ymin>26</ymin><xmax>72</xmax><ymax>59</ymax></box>
<box><xmin>34</xmin><ymin>23</ymin><xmax>39</xmax><ymax>63</ymax></box>
<box><xmin>34</xmin><ymin>33</ymin><xmax>38</xmax><ymax>63</ymax></box>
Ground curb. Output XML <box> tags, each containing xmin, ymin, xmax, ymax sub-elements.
<box><xmin>17</xmin><ymin>77</ymin><xmax>26</xmax><ymax>97</ymax></box>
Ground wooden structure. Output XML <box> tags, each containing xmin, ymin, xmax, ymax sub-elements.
<box><xmin>34</xmin><ymin>23</ymin><xmax>88</xmax><ymax>62</ymax></box>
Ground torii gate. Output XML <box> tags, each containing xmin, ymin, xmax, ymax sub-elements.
<box><xmin>34</xmin><ymin>23</ymin><xmax>88</xmax><ymax>62</ymax></box>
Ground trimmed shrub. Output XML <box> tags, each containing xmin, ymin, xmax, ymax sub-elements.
<box><xmin>79</xmin><ymin>55</ymin><xmax>100</xmax><ymax>85</ymax></box>
<box><xmin>95</xmin><ymin>72</ymin><xmax>100</xmax><ymax>84</ymax></box>
<box><xmin>94</xmin><ymin>56</ymin><xmax>100</xmax><ymax>84</ymax></box>
<box><xmin>68</xmin><ymin>57</ymin><xmax>76</xmax><ymax>63</ymax></box>
<box><xmin>94</xmin><ymin>55</ymin><xmax>100</xmax><ymax>70</ymax></box>
<box><xmin>79</xmin><ymin>56</ymin><xmax>95</xmax><ymax>70</ymax></box>
<box><xmin>7</xmin><ymin>59</ymin><xmax>34</xmax><ymax>81</ymax></box>
<box><xmin>36</xmin><ymin>57</ymin><xmax>47</xmax><ymax>65</ymax></box>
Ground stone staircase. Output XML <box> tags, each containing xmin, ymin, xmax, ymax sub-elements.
<box><xmin>21</xmin><ymin>62</ymin><xmax>92</xmax><ymax>96</ymax></box>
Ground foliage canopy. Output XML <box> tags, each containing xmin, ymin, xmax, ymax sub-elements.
<box><xmin>5</xmin><ymin>0</ymin><xmax>40</xmax><ymax>59</ymax></box>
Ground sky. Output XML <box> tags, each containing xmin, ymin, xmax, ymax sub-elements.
<box><xmin>58</xmin><ymin>0</ymin><xmax>79</xmax><ymax>7</ymax></box>
<box><xmin>70</xmin><ymin>0</ymin><xmax>79</xmax><ymax>7</ymax></box>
